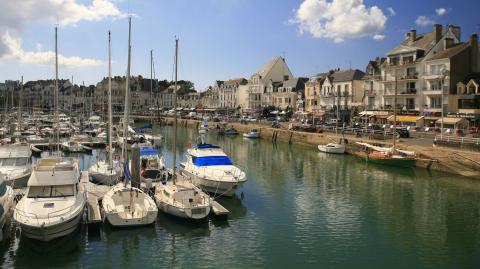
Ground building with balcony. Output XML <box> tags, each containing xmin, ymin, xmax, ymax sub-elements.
<box><xmin>305</xmin><ymin>73</ymin><xmax>329</xmax><ymax>113</ymax></box>
<box><xmin>363</xmin><ymin>58</ymin><xmax>385</xmax><ymax>110</ymax></box>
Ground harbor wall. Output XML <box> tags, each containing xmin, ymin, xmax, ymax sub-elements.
<box><xmin>161</xmin><ymin>117</ymin><xmax>480</xmax><ymax>179</ymax></box>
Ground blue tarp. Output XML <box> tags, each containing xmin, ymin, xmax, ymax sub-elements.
<box><xmin>196</xmin><ymin>144</ymin><xmax>221</xmax><ymax>149</ymax></box>
<box><xmin>135</xmin><ymin>123</ymin><xmax>153</xmax><ymax>133</ymax></box>
<box><xmin>123</xmin><ymin>162</ymin><xmax>131</xmax><ymax>181</ymax></box>
<box><xmin>193</xmin><ymin>156</ymin><xmax>232</xmax><ymax>166</ymax></box>
<box><xmin>140</xmin><ymin>148</ymin><xmax>160</xmax><ymax>156</ymax></box>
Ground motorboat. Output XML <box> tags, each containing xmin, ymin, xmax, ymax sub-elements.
<box><xmin>243</xmin><ymin>129</ymin><xmax>259</xmax><ymax>139</ymax></box>
<box><xmin>180</xmin><ymin>143</ymin><xmax>247</xmax><ymax>197</ymax></box>
<box><xmin>13</xmin><ymin>157</ymin><xmax>86</xmax><ymax>241</ymax></box>
<box><xmin>89</xmin><ymin>159</ymin><xmax>122</xmax><ymax>185</ymax></box>
<box><xmin>138</xmin><ymin>148</ymin><xmax>165</xmax><ymax>182</ymax></box>
<box><xmin>154</xmin><ymin>175</ymin><xmax>211</xmax><ymax>220</ymax></box>
<box><xmin>0</xmin><ymin>143</ymin><xmax>32</xmax><ymax>188</ymax></box>
<box><xmin>224</xmin><ymin>127</ymin><xmax>239</xmax><ymax>136</ymax></box>
<box><xmin>0</xmin><ymin>175</ymin><xmax>14</xmax><ymax>238</ymax></box>
<box><xmin>61</xmin><ymin>141</ymin><xmax>90</xmax><ymax>153</ymax></box>
<box><xmin>102</xmin><ymin>182</ymin><xmax>158</xmax><ymax>227</ymax></box>
<box><xmin>318</xmin><ymin>143</ymin><xmax>345</xmax><ymax>154</ymax></box>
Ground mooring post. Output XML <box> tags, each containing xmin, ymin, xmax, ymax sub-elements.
<box><xmin>131</xmin><ymin>145</ymin><xmax>141</xmax><ymax>189</ymax></box>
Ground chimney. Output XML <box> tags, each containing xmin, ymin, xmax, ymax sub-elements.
<box><xmin>470</xmin><ymin>34</ymin><xmax>479</xmax><ymax>72</ymax></box>
<box><xmin>409</xmin><ymin>29</ymin><xmax>416</xmax><ymax>43</ymax></box>
<box><xmin>448</xmin><ymin>25</ymin><xmax>461</xmax><ymax>40</ymax></box>
<box><xmin>444</xmin><ymin>38</ymin><xmax>454</xmax><ymax>50</ymax></box>
<box><xmin>434</xmin><ymin>24</ymin><xmax>442</xmax><ymax>43</ymax></box>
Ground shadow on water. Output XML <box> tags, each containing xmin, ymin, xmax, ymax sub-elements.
<box><xmin>210</xmin><ymin>194</ymin><xmax>248</xmax><ymax>228</ymax></box>
<box><xmin>157</xmin><ymin>213</ymin><xmax>211</xmax><ymax>238</ymax></box>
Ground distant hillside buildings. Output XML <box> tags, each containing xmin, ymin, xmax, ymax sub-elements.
<box><xmin>0</xmin><ymin>23</ymin><xmax>479</xmax><ymax>127</ymax></box>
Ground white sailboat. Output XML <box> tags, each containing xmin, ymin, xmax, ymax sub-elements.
<box><xmin>154</xmin><ymin>38</ymin><xmax>212</xmax><ymax>219</ymax></box>
<box><xmin>318</xmin><ymin>87</ymin><xmax>345</xmax><ymax>154</ymax></box>
<box><xmin>102</xmin><ymin>19</ymin><xmax>158</xmax><ymax>227</ymax></box>
<box><xmin>14</xmin><ymin>27</ymin><xmax>86</xmax><ymax>242</ymax></box>
<box><xmin>89</xmin><ymin>31</ymin><xmax>122</xmax><ymax>185</ymax></box>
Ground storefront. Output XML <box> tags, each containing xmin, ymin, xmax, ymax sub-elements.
<box><xmin>436</xmin><ymin>117</ymin><xmax>470</xmax><ymax>130</ymax></box>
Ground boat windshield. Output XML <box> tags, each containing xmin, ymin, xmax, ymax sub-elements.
<box><xmin>0</xmin><ymin>158</ymin><xmax>28</xmax><ymax>166</ymax></box>
<box><xmin>27</xmin><ymin>185</ymin><xmax>75</xmax><ymax>198</ymax></box>
<box><xmin>193</xmin><ymin>156</ymin><xmax>233</xmax><ymax>166</ymax></box>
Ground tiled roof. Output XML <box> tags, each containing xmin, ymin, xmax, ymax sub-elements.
<box><xmin>255</xmin><ymin>56</ymin><xmax>283</xmax><ymax>77</ymax></box>
<box><xmin>331</xmin><ymin>69</ymin><xmax>365</xmax><ymax>82</ymax></box>
<box><xmin>427</xmin><ymin>42</ymin><xmax>470</xmax><ymax>61</ymax></box>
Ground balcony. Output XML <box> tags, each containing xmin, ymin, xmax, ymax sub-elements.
<box><xmin>384</xmin><ymin>89</ymin><xmax>417</xmax><ymax>96</ymax></box>
<box><xmin>423</xmin><ymin>89</ymin><xmax>442</xmax><ymax>95</ymax></box>
<box><xmin>423</xmin><ymin>71</ymin><xmax>443</xmax><ymax>79</ymax></box>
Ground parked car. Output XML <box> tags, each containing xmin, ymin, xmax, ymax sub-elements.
<box><xmin>395</xmin><ymin>127</ymin><xmax>410</xmax><ymax>138</ymax></box>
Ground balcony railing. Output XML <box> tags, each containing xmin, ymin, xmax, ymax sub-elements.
<box><xmin>384</xmin><ymin>89</ymin><xmax>417</xmax><ymax>95</ymax></box>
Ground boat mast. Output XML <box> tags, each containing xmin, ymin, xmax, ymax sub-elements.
<box><xmin>108</xmin><ymin>31</ymin><xmax>113</xmax><ymax>166</ymax></box>
<box><xmin>393</xmin><ymin>70</ymin><xmax>397</xmax><ymax>150</ymax></box>
<box><xmin>150</xmin><ymin>50</ymin><xmax>153</xmax><ymax>125</ymax></box>
<box><xmin>336</xmin><ymin>85</ymin><xmax>340</xmax><ymax>138</ymax></box>
<box><xmin>55</xmin><ymin>26</ymin><xmax>60</xmax><ymax>155</ymax></box>
<box><xmin>122</xmin><ymin>17</ymin><xmax>132</xmax><ymax>163</ymax></box>
<box><xmin>172</xmin><ymin>37</ymin><xmax>178</xmax><ymax>185</ymax></box>
<box><xmin>18</xmin><ymin>76</ymin><xmax>23</xmax><ymax>131</ymax></box>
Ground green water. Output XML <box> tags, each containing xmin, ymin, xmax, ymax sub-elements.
<box><xmin>1</xmin><ymin>125</ymin><xmax>480</xmax><ymax>268</ymax></box>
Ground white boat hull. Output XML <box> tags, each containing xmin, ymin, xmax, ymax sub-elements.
<box><xmin>243</xmin><ymin>133</ymin><xmax>259</xmax><ymax>139</ymax></box>
<box><xmin>17</xmin><ymin>211</ymin><xmax>83</xmax><ymax>242</ymax></box>
<box><xmin>0</xmin><ymin>186</ymin><xmax>14</xmax><ymax>233</ymax></box>
<box><xmin>156</xmin><ymin>200</ymin><xmax>210</xmax><ymax>220</ymax></box>
<box><xmin>181</xmin><ymin>169</ymin><xmax>245</xmax><ymax>196</ymax></box>
<box><xmin>317</xmin><ymin>144</ymin><xmax>346</xmax><ymax>154</ymax></box>
<box><xmin>104</xmin><ymin>210</ymin><xmax>157</xmax><ymax>227</ymax></box>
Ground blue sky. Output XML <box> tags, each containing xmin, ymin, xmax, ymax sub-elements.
<box><xmin>0</xmin><ymin>0</ymin><xmax>479</xmax><ymax>90</ymax></box>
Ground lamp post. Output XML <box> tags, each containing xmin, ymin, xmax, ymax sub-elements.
<box><xmin>440</xmin><ymin>68</ymin><xmax>450</xmax><ymax>139</ymax></box>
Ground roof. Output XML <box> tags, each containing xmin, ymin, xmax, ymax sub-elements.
<box><xmin>224</xmin><ymin>78</ymin><xmax>247</xmax><ymax>86</ymax></box>
<box><xmin>435</xmin><ymin>117</ymin><xmax>469</xmax><ymax>124</ymax></box>
<box><xmin>282</xmin><ymin>77</ymin><xmax>308</xmax><ymax>89</ymax></box>
<box><xmin>331</xmin><ymin>69</ymin><xmax>365</xmax><ymax>82</ymax></box>
<box><xmin>255</xmin><ymin>56</ymin><xmax>284</xmax><ymax>78</ymax></box>
<box><xmin>387</xmin><ymin>30</ymin><xmax>438</xmax><ymax>56</ymax></box>
<box><xmin>459</xmin><ymin>73</ymin><xmax>480</xmax><ymax>84</ymax></box>
<box><xmin>140</xmin><ymin>148</ymin><xmax>160</xmax><ymax>156</ymax></box>
<box><xmin>428</xmin><ymin>42</ymin><xmax>470</xmax><ymax>61</ymax></box>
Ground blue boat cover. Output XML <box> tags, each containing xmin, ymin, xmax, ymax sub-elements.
<box><xmin>140</xmin><ymin>148</ymin><xmax>160</xmax><ymax>156</ymax></box>
<box><xmin>196</xmin><ymin>143</ymin><xmax>221</xmax><ymax>149</ymax></box>
<box><xmin>193</xmin><ymin>156</ymin><xmax>232</xmax><ymax>166</ymax></box>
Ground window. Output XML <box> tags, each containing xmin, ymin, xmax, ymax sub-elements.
<box><xmin>430</xmin><ymin>80</ymin><xmax>442</xmax><ymax>91</ymax></box>
<box><xmin>430</xmin><ymin>97</ymin><xmax>442</xmax><ymax>108</ymax></box>
<box><xmin>468</xmin><ymin>84</ymin><xmax>476</xmax><ymax>94</ymax></box>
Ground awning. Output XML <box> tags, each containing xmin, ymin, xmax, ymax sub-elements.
<box><xmin>387</xmin><ymin>115</ymin><xmax>423</xmax><ymax>123</ymax></box>
<box><xmin>435</xmin><ymin>117</ymin><xmax>466</xmax><ymax>124</ymax></box>
<box><xmin>313</xmin><ymin>112</ymin><xmax>325</xmax><ymax>117</ymax></box>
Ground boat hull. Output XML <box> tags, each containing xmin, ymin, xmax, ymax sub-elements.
<box><xmin>89</xmin><ymin>171</ymin><xmax>121</xmax><ymax>185</ymax></box>
<box><xmin>156</xmin><ymin>200</ymin><xmax>210</xmax><ymax>220</ymax></box>
<box><xmin>104</xmin><ymin>211</ymin><xmax>157</xmax><ymax>227</ymax></box>
<box><xmin>355</xmin><ymin>151</ymin><xmax>416</xmax><ymax>168</ymax></box>
<box><xmin>317</xmin><ymin>144</ymin><xmax>345</xmax><ymax>154</ymax></box>
<box><xmin>181</xmin><ymin>169</ymin><xmax>245</xmax><ymax>197</ymax></box>
<box><xmin>17</xmin><ymin>211</ymin><xmax>83</xmax><ymax>242</ymax></box>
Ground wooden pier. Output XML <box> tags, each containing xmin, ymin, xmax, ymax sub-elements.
<box><xmin>79</xmin><ymin>171</ymin><xmax>110</xmax><ymax>224</ymax></box>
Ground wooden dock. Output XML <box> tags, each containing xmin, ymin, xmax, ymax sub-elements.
<box><xmin>211</xmin><ymin>200</ymin><xmax>230</xmax><ymax>217</ymax></box>
<box><xmin>80</xmin><ymin>171</ymin><xmax>110</xmax><ymax>224</ymax></box>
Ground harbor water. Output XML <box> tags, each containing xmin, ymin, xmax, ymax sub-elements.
<box><xmin>1</xmin><ymin>124</ymin><xmax>480</xmax><ymax>268</ymax></box>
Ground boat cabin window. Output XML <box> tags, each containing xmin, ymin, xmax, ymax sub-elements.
<box><xmin>0</xmin><ymin>158</ymin><xmax>15</xmax><ymax>166</ymax></box>
<box><xmin>27</xmin><ymin>185</ymin><xmax>75</xmax><ymax>198</ymax></box>
<box><xmin>15</xmin><ymin>158</ymin><xmax>28</xmax><ymax>166</ymax></box>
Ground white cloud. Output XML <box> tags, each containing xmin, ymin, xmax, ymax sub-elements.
<box><xmin>388</xmin><ymin>7</ymin><xmax>395</xmax><ymax>16</ymax></box>
<box><xmin>435</xmin><ymin>8</ymin><xmax>447</xmax><ymax>16</ymax></box>
<box><xmin>415</xmin><ymin>16</ymin><xmax>435</xmax><ymax>27</ymax></box>
<box><xmin>373</xmin><ymin>34</ymin><xmax>385</xmax><ymax>40</ymax></box>
<box><xmin>1</xmin><ymin>32</ymin><xmax>101</xmax><ymax>68</ymax></box>
<box><xmin>0</xmin><ymin>0</ymin><xmax>125</xmax><ymax>67</ymax></box>
<box><xmin>289</xmin><ymin>0</ymin><xmax>387</xmax><ymax>43</ymax></box>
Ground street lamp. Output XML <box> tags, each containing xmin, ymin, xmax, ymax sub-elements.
<box><xmin>440</xmin><ymin>68</ymin><xmax>450</xmax><ymax>139</ymax></box>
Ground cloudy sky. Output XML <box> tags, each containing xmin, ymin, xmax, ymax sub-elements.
<box><xmin>0</xmin><ymin>0</ymin><xmax>479</xmax><ymax>89</ymax></box>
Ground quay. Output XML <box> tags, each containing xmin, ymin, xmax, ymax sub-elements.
<box><xmin>160</xmin><ymin>117</ymin><xmax>480</xmax><ymax>179</ymax></box>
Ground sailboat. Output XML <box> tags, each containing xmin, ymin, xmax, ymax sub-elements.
<box><xmin>318</xmin><ymin>87</ymin><xmax>345</xmax><ymax>154</ymax></box>
<box><xmin>102</xmin><ymin>19</ymin><xmax>158</xmax><ymax>227</ymax></box>
<box><xmin>154</xmin><ymin>38</ymin><xmax>212</xmax><ymax>220</ymax></box>
<box><xmin>89</xmin><ymin>31</ymin><xmax>122</xmax><ymax>185</ymax></box>
<box><xmin>14</xmin><ymin>27</ymin><xmax>86</xmax><ymax>241</ymax></box>
<box><xmin>354</xmin><ymin>70</ymin><xmax>416</xmax><ymax>167</ymax></box>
